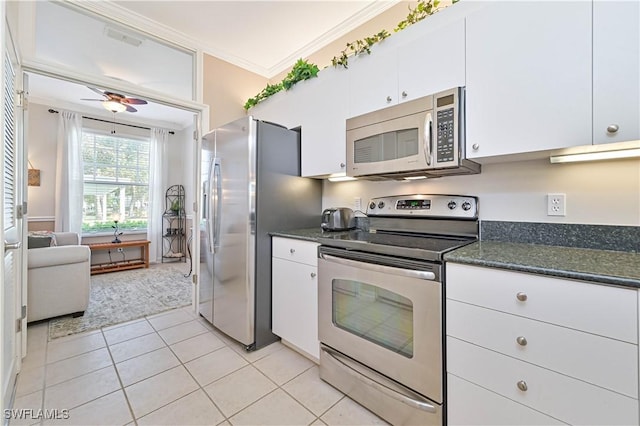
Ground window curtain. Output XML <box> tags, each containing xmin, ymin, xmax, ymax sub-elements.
<box><xmin>54</xmin><ymin>111</ymin><xmax>83</xmax><ymax>234</ymax></box>
<box><xmin>148</xmin><ymin>128</ymin><xmax>168</xmax><ymax>262</ymax></box>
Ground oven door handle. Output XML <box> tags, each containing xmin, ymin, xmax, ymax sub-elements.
<box><xmin>321</xmin><ymin>345</ymin><xmax>438</xmax><ymax>413</ymax></box>
<box><xmin>320</xmin><ymin>253</ymin><xmax>436</xmax><ymax>281</ymax></box>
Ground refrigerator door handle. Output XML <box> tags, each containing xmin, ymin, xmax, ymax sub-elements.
<box><xmin>206</xmin><ymin>160</ymin><xmax>215</xmax><ymax>254</ymax></box>
<box><xmin>212</xmin><ymin>158</ymin><xmax>222</xmax><ymax>252</ymax></box>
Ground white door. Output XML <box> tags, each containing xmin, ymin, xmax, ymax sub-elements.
<box><xmin>2</xmin><ymin>28</ymin><xmax>26</xmax><ymax>413</ymax></box>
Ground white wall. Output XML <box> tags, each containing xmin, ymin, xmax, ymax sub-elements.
<box><xmin>322</xmin><ymin>157</ymin><xmax>640</xmax><ymax>226</ymax></box>
<box><xmin>167</xmin><ymin>123</ymin><xmax>195</xmax><ymax>232</ymax></box>
<box><xmin>26</xmin><ymin>103</ymin><xmax>57</xmax><ymax>219</ymax></box>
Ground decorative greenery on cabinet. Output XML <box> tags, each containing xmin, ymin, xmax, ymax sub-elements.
<box><xmin>243</xmin><ymin>59</ymin><xmax>319</xmax><ymax>110</ymax></box>
<box><xmin>244</xmin><ymin>0</ymin><xmax>458</xmax><ymax>110</ymax></box>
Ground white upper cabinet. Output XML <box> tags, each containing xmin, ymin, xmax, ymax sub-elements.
<box><xmin>465</xmin><ymin>1</ymin><xmax>592</xmax><ymax>159</ymax></box>
<box><xmin>300</xmin><ymin>68</ymin><xmax>350</xmax><ymax>177</ymax></box>
<box><xmin>593</xmin><ymin>0</ymin><xmax>640</xmax><ymax>145</ymax></box>
<box><xmin>396</xmin><ymin>11</ymin><xmax>466</xmax><ymax>103</ymax></box>
<box><xmin>251</xmin><ymin>84</ymin><xmax>305</xmax><ymax>130</ymax></box>
<box><xmin>346</xmin><ymin>39</ymin><xmax>399</xmax><ymax>118</ymax></box>
<box><xmin>251</xmin><ymin>67</ymin><xmax>349</xmax><ymax>178</ymax></box>
<box><xmin>347</xmin><ymin>8</ymin><xmax>467</xmax><ymax>118</ymax></box>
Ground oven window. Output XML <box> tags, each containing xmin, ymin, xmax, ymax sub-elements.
<box><xmin>332</xmin><ymin>279</ymin><xmax>413</xmax><ymax>358</ymax></box>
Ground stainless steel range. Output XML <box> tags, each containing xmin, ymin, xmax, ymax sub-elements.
<box><xmin>317</xmin><ymin>194</ymin><xmax>479</xmax><ymax>426</ymax></box>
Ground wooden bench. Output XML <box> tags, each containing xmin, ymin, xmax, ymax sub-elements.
<box><xmin>86</xmin><ymin>240</ymin><xmax>150</xmax><ymax>275</ymax></box>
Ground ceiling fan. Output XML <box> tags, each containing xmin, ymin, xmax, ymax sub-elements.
<box><xmin>81</xmin><ymin>87</ymin><xmax>148</xmax><ymax>113</ymax></box>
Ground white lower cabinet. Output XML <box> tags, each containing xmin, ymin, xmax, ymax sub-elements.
<box><xmin>446</xmin><ymin>263</ymin><xmax>640</xmax><ymax>425</ymax></box>
<box><xmin>271</xmin><ymin>237</ymin><xmax>320</xmax><ymax>359</ymax></box>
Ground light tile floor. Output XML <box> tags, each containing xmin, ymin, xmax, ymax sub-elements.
<box><xmin>12</xmin><ymin>306</ymin><xmax>388</xmax><ymax>426</ymax></box>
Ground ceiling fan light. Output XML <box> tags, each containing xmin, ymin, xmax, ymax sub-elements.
<box><xmin>103</xmin><ymin>101</ymin><xmax>127</xmax><ymax>113</ymax></box>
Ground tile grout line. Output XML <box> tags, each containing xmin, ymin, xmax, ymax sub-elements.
<box><xmin>30</xmin><ymin>312</ymin><xmax>347</xmax><ymax>426</ymax></box>
<box><xmin>136</xmin><ymin>324</ymin><xmax>231</xmax><ymax>425</ymax></box>
<box><xmin>100</xmin><ymin>322</ymin><xmax>141</xmax><ymax>426</ymax></box>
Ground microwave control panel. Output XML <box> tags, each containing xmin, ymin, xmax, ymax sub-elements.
<box><xmin>436</xmin><ymin>108</ymin><xmax>455</xmax><ymax>163</ymax></box>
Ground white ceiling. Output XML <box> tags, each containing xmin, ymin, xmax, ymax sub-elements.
<box><xmin>109</xmin><ymin>0</ymin><xmax>399</xmax><ymax>78</ymax></box>
<box><xmin>27</xmin><ymin>0</ymin><xmax>397</xmax><ymax>129</ymax></box>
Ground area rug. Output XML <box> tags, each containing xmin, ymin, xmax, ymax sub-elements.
<box><xmin>48</xmin><ymin>263</ymin><xmax>192</xmax><ymax>340</ymax></box>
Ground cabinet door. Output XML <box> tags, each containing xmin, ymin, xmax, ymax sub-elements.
<box><xmin>272</xmin><ymin>257</ymin><xmax>319</xmax><ymax>359</ymax></box>
<box><xmin>397</xmin><ymin>17</ymin><xmax>465</xmax><ymax>103</ymax></box>
<box><xmin>347</xmin><ymin>40</ymin><xmax>398</xmax><ymax>118</ymax></box>
<box><xmin>593</xmin><ymin>0</ymin><xmax>640</xmax><ymax>144</ymax></box>
<box><xmin>300</xmin><ymin>68</ymin><xmax>350</xmax><ymax>177</ymax></box>
<box><xmin>465</xmin><ymin>2</ymin><xmax>591</xmax><ymax>159</ymax></box>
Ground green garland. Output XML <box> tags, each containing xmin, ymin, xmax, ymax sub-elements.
<box><xmin>244</xmin><ymin>59</ymin><xmax>319</xmax><ymax>110</ymax></box>
<box><xmin>330</xmin><ymin>30</ymin><xmax>391</xmax><ymax>69</ymax></box>
<box><xmin>244</xmin><ymin>0</ymin><xmax>458</xmax><ymax>110</ymax></box>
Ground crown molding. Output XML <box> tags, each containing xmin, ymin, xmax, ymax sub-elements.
<box><xmin>66</xmin><ymin>0</ymin><xmax>400</xmax><ymax>79</ymax></box>
<box><xmin>265</xmin><ymin>0</ymin><xmax>399</xmax><ymax>77</ymax></box>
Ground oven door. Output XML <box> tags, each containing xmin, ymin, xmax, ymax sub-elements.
<box><xmin>318</xmin><ymin>247</ymin><xmax>443</xmax><ymax>402</ymax></box>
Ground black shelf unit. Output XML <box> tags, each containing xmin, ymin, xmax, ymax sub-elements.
<box><xmin>162</xmin><ymin>184</ymin><xmax>186</xmax><ymax>263</ymax></box>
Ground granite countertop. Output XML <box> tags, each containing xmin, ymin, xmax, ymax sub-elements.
<box><xmin>270</xmin><ymin>228</ymin><xmax>352</xmax><ymax>243</ymax></box>
<box><xmin>444</xmin><ymin>241</ymin><xmax>640</xmax><ymax>288</ymax></box>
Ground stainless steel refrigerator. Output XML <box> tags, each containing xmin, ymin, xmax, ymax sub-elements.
<box><xmin>199</xmin><ymin>116</ymin><xmax>322</xmax><ymax>350</ymax></box>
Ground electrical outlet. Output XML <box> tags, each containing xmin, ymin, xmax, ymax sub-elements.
<box><xmin>117</xmin><ymin>248</ymin><xmax>124</xmax><ymax>253</ymax></box>
<box><xmin>354</xmin><ymin>197</ymin><xmax>362</xmax><ymax>212</ymax></box>
<box><xmin>547</xmin><ymin>193</ymin><xmax>566</xmax><ymax>216</ymax></box>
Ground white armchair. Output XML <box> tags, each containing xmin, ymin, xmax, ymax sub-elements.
<box><xmin>27</xmin><ymin>232</ymin><xmax>91</xmax><ymax>322</ymax></box>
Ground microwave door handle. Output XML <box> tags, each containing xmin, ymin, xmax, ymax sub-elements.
<box><xmin>424</xmin><ymin>112</ymin><xmax>433</xmax><ymax>166</ymax></box>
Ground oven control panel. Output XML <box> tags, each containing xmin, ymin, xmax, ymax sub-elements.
<box><xmin>367</xmin><ymin>194</ymin><xmax>478</xmax><ymax>219</ymax></box>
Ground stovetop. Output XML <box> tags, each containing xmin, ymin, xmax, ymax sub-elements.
<box><xmin>318</xmin><ymin>229</ymin><xmax>476</xmax><ymax>262</ymax></box>
<box><xmin>318</xmin><ymin>194</ymin><xmax>479</xmax><ymax>262</ymax></box>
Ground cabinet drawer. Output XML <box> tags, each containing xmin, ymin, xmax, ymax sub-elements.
<box><xmin>447</xmin><ymin>337</ymin><xmax>639</xmax><ymax>426</ymax></box>
<box><xmin>446</xmin><ymin>263</ymin><xmax>638</xmax><ymax>344</ymax></box>
<box><xmin>447</xmin><ymin>299</ymin><xmax>638</xmax><ymax>398</ymax></box>
<box><xmin>272</xmin><ymin>237</ymin><xmax>319</xmax><ymax>266</ymax></box>
<box><xmin>447</xmin><ymin>373</ymin><xmax>565</xmax><ymax>425</ymax></box>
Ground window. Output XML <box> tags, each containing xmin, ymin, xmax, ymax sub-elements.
<box><xmin>82</xmin><ymin>130</ymin><xmax>150</xmax><ymax>233</ymax></box>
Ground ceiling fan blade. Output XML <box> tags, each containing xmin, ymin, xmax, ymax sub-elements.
<box><xmin>80</xmin><ymin>98</ymin><xmax>105</xmax><ymax>102</ymax></box>
<box><xmin>87</xmin><ymin>87</ymin><xmax>107</xmax><ymax>97</ymax></box>
<box><xmin>121</xmin><ymin>98</ymin><xmax>147</xmax><ymax>105</ymax></box>
<box><xmin>125</xmin><ymin>105</ymin><xmax>138</xmax><ymax>113</ymax></box>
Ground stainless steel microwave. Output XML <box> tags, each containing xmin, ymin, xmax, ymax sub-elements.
<box><xmin>346</xmin><ymin>87</ymin><xmax>480</xmax><ymax>180</ymax></box>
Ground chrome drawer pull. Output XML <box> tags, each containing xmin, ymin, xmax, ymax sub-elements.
<box><xmin>516</xmin><ymin>336</ymin><xmax>528</xmax><ymax>346</ymax></box>
<box><xmin>290</xmin><ymin>248</ymin><xmax>295</xmax><ymax>254</ymax></box>
<box><xmin>516</xmin><ymin>292</ymin><xmax>527</xmax><ymax>302</ymax></box>
<box><xmin>517</xmin><ymin>380</ymin><xmax>528</xmax><ymax>392</ymax></box>
<box><xmin>310</xmin><ymin>272</ymin><xmax>316</xmax><ymax>278</ymax></box>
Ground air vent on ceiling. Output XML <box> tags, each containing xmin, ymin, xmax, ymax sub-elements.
<box><xmin>104</xmin><ymin>25</ymin><xmax>143</xmax><ymax>47</ymax></box>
